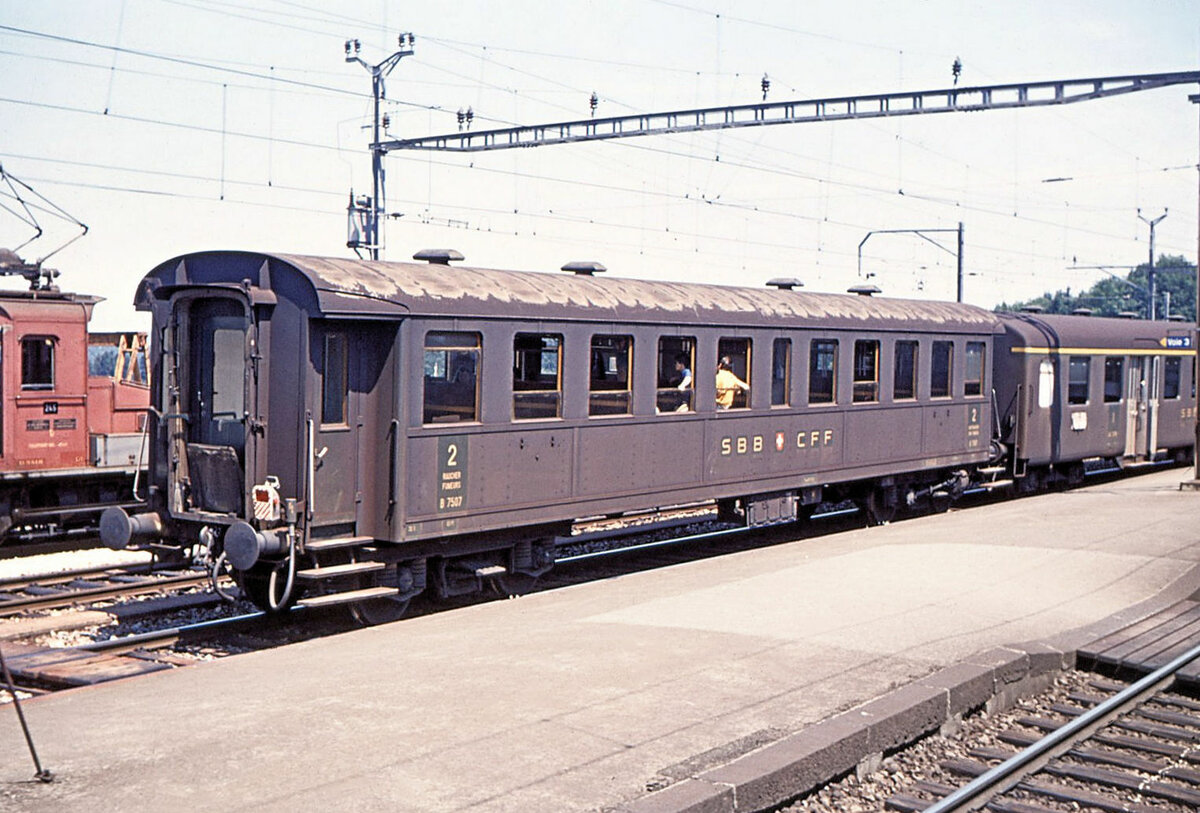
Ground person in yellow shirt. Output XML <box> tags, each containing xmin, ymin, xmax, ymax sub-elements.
<box><xmin>715</xmin><ymin>356</ymin><xmax>749</xmax><ymax>409</ymax></box>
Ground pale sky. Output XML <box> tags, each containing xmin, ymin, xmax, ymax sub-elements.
<box><xmin>1</xmin><ymin>0</ymin><xmax>1198</xmax><ymax>330</ymax></box>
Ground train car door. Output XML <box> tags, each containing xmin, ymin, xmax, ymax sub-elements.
<box><xmin>308</xmin><ymin>321</ymin><xmax>395</xmax><ymax>535</ymax></box>
<box><xmin>311</xmin><ymin>324</ymin><xmax>358</xmax><ymax>529</ymax></box>
<box><xmin>1124</xmin><ymin>356</ymin><xmax>1152</xmax><ymax>459</ymax></box>
<box><xmin>171</xmin><ymin>294</ymin><xmax>252</xmax><ymax>516</ymax></box>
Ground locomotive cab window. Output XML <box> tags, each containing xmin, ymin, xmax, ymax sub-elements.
<box><xmin>964</xmin><ymin>342</ymin><xmax>986</xmax><ymax>397</ymax></box>
<box><xmin>894</xmin><ymin>341</ymin><xmax>918</xmax><ymax>400</ymax></box>
<box><xmin>1164</xmin><ymin>357</ymin><xmax>1182</xmax><ymax>399</ymax></box>
<box><xmin>716</xmin><ymin>337</ymin><xmax>751</xmax><ymax>410</ymax></box>
<box><xmin>808</xmin><ymin>339</ymin><xmax>838</xmax><ymax>405</ymax></box>
<box><xmin>513</xmin><ymin>333</ymin><xmax>562</xmax><ymax>420</ymax></box>
<box><xmin>931</xmin><ymin>341</ymin><xmax>953</xmax><ymax>398</ymax></box>
<box><xmin>424</xmin><ymin>332</ymin><xmax>480</xmax><ymax>424</ymax></box>
<box><xmin>1103</xmin><ymin>357</ymin><xmax>1123</xmax><ymax>402</ymax></box>
<box><xmin>852</xmin><ymin>340</ymin><xmax>879</xmax><ymax>403</ymax></box>
<box><xmin>20</xmin><ymin>337</ymin><xmax>55</xmax><ymax>390</ymax></box>
<box><xmin>1068</xmin><ymin>357</ymin><xmax>1090</xmax><ymax>405</ymax></box>
<box><xmin>321</xmin><ymin>333</ymin><xmax>348</xmax><ymax>425</ymax></box>
<box><xmin>589</xmin><ymin>335</ymin><xmax>632</xmax><ymax>416</ymax></box>
<box><xmin>771</xmin><ymin>338</ymin><xmax>791</xmax><ymax>407</ymax></box>
<box><xmin>656</xmin><ymin>336</ymin><xmax>695</xmax><ymax>413</ymax></box>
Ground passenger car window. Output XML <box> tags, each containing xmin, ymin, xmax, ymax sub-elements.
<box><xmin>1103</xmin><ymin>357</ymin><xmax>1123</xmax><ymax>403</ymax></box>
<box><xmin>1067</xmin><ymin>357</ymin><xmax>1090</xmax><ymax>405</ymax></box>
<box><xmin>894</xmin><ymin>341</ymin><xmax>918</xmax><ymax>400</ymax></box>
<box><xmin>716</xmin><ymin>337</ymin><xmax>751</xmax><ymax>410</ymax></box>
<box><xmin>21</xmin><ymin>337</ymin><xmax>54</xmax><ymax>391</ymax></box>
<box><xmin>656</xmin><ymin>336</ymin><xmax>695</xmax><ymax>413</ymax></box>
<box><xmin>931</xmin><ymin>341</ymin><xmax>953</xmax><ymax>398</ymax></box>
<box><xmin>1164</xmin><ymin>357</ymin><xmax>1181</xmax><ymax>399</ymax></box>
<box><xmin>321</xmin><ymin>333</ymin><xmax>348</xmax><ymax>424</ymax></box>
<box><xmin>771</xmin><ymin>338</ymin><xmax>791</xmax><ymax>407</ymax></box>
<box><xmin>424</xmin><ymin>332</ymin><xmax>480</xmax><ymax>424</ymax></box>
<box><xmin>852</xmin><ymin>340</ymin><xmax>879</xmax><ymax>403</ymax></box>
<box><xmin>513</xmin><ymin>333</ymin><xmax>562</xmax><ymax>419</ymax></box>
<box><xmin>964</xmin><ymin>342</ymin><xmax>985</xmax><ymax>397</ymax></box>
<box><xmin>808</xmin><ymin>339</ymin><xmax>837</xmax><ymax>404</ymax></box>
<box><xmin>589</xmin><ymin>335</ymin><xmax>632</xmax><ymax>416</ymax></box>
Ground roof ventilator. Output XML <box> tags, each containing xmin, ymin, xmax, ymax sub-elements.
<box><xmin>847</xmin><ymin>284</ymin><xmax>881</xmax><ymax>296</ymax></box>
<box><xmin>1019</xmin><ymin>305</ymin><xmax>1045</xmax><ymax>313</ymax></box>
<box><xmin>1071</xmin><ymin>307</ymin><xmax>1094</xmax><ymax>316</ymax></box>
<box><xmin>561</xmin><ymin>261</ymin><xmax>606</xmax><ymax>276</ymax></box>
<box><xmin>1117</xmin><ymin>311</ymin><xmax>1138</xmax><ymax>319</ymax></box>
<box><xmin>766</xmin><ymin>277</ymin><xmax>803</xmax><ymax>290</ymax></box>
<box><xmin>413</xmin><ymin>249</ymin><xmax>464</xmax><ymax>265</ymax></box>
<box><xmin>1168</xmin><ymin>314</ymin><xmax>1187</xmax><ymax>322</ymax></box>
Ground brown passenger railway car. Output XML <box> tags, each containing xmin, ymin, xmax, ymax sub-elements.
<box><xmin>100</xmin><ymin>251</ymin><xmax>1195</xmax><ymax>620</ymax></box>
<box><xmin>993</xmin><ymin>312</ymin><xmax>1196</xmax><ymax>487</ymax></box>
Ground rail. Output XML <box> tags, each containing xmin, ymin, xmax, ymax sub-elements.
<box><xmin>924</xmin><ymin>639</ymin><xmax>1200</xmax><ymax>812</ymax></box>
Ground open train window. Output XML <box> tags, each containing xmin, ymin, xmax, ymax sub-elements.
<box><xmin>771</xmin><ymin>338</ymin><xmax>791</xmax><ymax>407</ymax></box>
<box><xmin>964</xmin><ymin>342</ymin><xmax>986</xmax><ymax>397</ymax></box>
<box><xmin>424</xmin><ymin>332</ymin><xmax>480</xmax><ymax>424</ymax></box>
<box><xmin>656</xmin><ymin>336</ymin><xmax>694</xmax><ymax>413</ymax></box>
<box><xmin>1164</xmin><ymin>357</ymin><xmax>1182</xmax><ymax>399</ymax></box>
<box><xmin>931</xmin><ymin>341</ymin><xmax>953</xmax><ymax>398</ymax></box>
<box><xmin>589</xmin><ymin>335</ymin><xmax>632</xmax><ymax>416</ymax></box>
<box><xmin>321</xmin><ymin>333</ymin><xmax>348</xmax><ymax>425</ymax></box>
<box><xmin>852</xmin><ymin>340</ymin><xmax>879</xmax><ymax>403</ymax></box>
<box><xmin>513</xmin><ymin>333</ymin><xmax>562</xmax><ymax>420</ymax></box>
<box><xmin>894</xmin><ymin>341</ymin><xmax>918</xmax><ymax>400</ymax></box>
<box><xmin>1103</xmin><ymin>357</ymin><xmax>1123</xmax><ymax>402</ymax></box>
<box><xmin>716</xmin><ymin>337</ymin><xmax>751</xmax><ymax>410</ymax></box>
<box><xmin>21</xmin><ymin>337</ymin><xmax>55</xmax><ymax>391</ymax></box>
<box><xmin>808</xmin><ymin>339</ymin><xmax>837</xmax><ymax>404</ymax></box>
<box><xmin>1068</xmin><ymin>357</ymin><xmax>1090</xmax><ymax>404</ymax></box>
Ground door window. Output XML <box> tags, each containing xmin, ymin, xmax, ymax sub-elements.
<box><xmin>322</xmin><ymin>333</ymin><xmax>348</xmax><ymax>425</ymax></box>
<box><xmin>1068</xmin><ymin>357</ymin><xmax>1090</xmax><ymax>404</ymax></box>
<box><xmin>1103</xmin><ymin>357</ymin><xmax>1123</xmax><ymax>402</ymax></box>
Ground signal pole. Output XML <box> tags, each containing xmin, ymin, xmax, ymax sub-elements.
<box><xmin>345</xmin><ymin>33</ymin><xmax>415</xmax><ymax>260</ymax></box>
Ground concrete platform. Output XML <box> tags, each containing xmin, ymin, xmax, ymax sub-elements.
<box><xmin>3</xmin><ymin>468</ymin><xmax>1200</xmax><ymax>812</ymax></box>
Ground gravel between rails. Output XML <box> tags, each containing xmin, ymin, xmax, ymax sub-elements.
<box><xmin>780</xmin><ymin>670</ymin><xmax>1198</xmax><ymax>813</ymax></box>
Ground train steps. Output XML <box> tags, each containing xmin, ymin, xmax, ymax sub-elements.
<box><xmin>296</xmin><ymin>586</ymin><xmax>399</xmax><ymax>609</ymax></box>
<box><xmin>303</xmin><ymin>535</ymin><xmax>374</xmax><ymax>553</ymax></box>
<box><xmin>294</xmin><ymin>561</ymin><xmax>385</xmax><ymax>581</ymax></box>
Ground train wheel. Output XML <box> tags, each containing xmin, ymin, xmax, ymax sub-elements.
<box><xmin>864</xmin><ymin>488</ymin><xmax>897</xmax><ymax>526</ymax></box>
<box><xmin>237</xmin><ymin>563</ymin><xmax>297</xmax><ymax>612</ymax></box>
<box><xmin>490</xmin><ymin>572</ymin><xmax>539</xmax><ymax>598</ymax></box>
<box><xmin>348</xmin><ymin>562</ymin><xmax>414</xmax><ymax>625</ymax></box>
<box><xmin>349</xmin><ymin>595</ymin><xmax>411</xmax><ymax>625</ymax></box>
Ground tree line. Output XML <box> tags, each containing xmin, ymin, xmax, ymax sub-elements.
<box><xmin>995</xmin><ymin>254</ymin><xmax>1197</xmax><ymax>322</ymax></box>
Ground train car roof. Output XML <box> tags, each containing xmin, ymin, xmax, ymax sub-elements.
<box><xmin>140</xmin><ymin>251</ymin><xmax>1001</xmax><ymax>333</ymax></box>
<box><xmin>996</xmin><ymin>311</ymin><xmax>1196</xmax><ymax>353</ymax></box>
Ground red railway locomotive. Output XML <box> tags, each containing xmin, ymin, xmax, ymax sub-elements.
<box><xmin>0</xmin><ymin>251</ymin><xmax>149</xmax><ymax>542</ymax></box>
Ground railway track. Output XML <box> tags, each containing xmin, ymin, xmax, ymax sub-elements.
<box><xmin>784</xmin><ymin>639</ymin><xmax>1200</xmax><ymax>813</ymax></box>
<box><xmin>885</xmin><ymin>650</ymin><xmax>1200</xmax><ymax>812</ymax></box>
<box><xmin>0</xmin><ymin>561</ymin><xmax>210</xmax><ymax>616</ymax></box>
<box><xmin>1</xmin><ymin>610</ymin><xmax>267</xmax><ymax>696</ymax></box>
